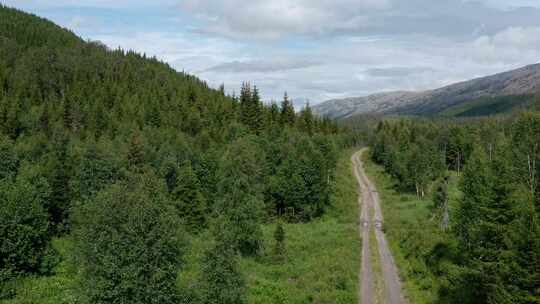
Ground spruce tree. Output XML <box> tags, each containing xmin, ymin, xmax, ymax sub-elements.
<box><xmin>280</xmin><ymin>92</ymin><xmax>295</xmax><ymax>126</ymax></box>
<box><xmin>267</xmin><ymin>101</ymin><xmax>280</xmax><ymax>128</ymax></box>
<box><xmin>172</xmin><ymin>164</ymin><xmax>206</xmax><ymax>231</ymax></box>
<box><xmin>298</xmin><ymin>102</ymin><xmax>314</xmax><ymax>135</ymax></box>
<box><xmin>239</xmin><ymin>82</ymin><xmax>252</xmax><ymax>127</ymax></box>
<box><xmin>455</xmin><ymin>147</ymin><xmax>496</xmax><ymax>253</ymax></box>
<box><xmin>250</xmin><ymin>85</ymin><xmax>263</xmax><ymax>134</ymax></box>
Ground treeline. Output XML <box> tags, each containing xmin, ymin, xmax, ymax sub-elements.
<box><xmin>0</xmin><ymin>5</ymin><xmax>343</xmax><ymax>303</ymax></box>
<box><xmin>371</xmin><ymin>110</ymin><xmax>540</xmax><ymax>303</ymax></box>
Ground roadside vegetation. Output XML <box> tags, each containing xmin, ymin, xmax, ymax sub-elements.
<box><xmin>364</xmin><ymin>152</ymin><xmax>461</xmax><ymax>303</ymax></box>
<box><xmin>365</xmin><ymin>109</ymin><xmax>540</xmax><ymax>303</ymax></box>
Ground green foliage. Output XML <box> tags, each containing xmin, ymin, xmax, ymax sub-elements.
<box><xmin>72</xmin><ymin>172</ymin><xmax>184</xmax><ymax>304</ymax></box>
<box><xmin>266</xmin><ymin>132</ymin><xmax>338</xmax><ymax>221</ymax></box>
<box><xmin>0</xmin><ymin>135</ymin><xmax>18</xmax><ymax>179</ymax></box>
<box><xmin>372</xmin><ymin>119</ymin><xmax>446</xmax><ymax>195</ymax></box>
<box><xmin>199</xmin><ymin>239</ymin><xmax>245</xmax><ymax>304</ymax></box>
<box><xmin>214</xmin><ymin>137</ymin><xmax>265</xmax><ymax>256</ymax></box>
<box><xmin>280</xmin><ymin>92</ymin><xmax>295</xmax><ymax>126</ymax></box>
<box><xmin>0</xmin><ymin>5</ymin><xmax>344</xmax><ymax>302</ymax></box>
<box><xmin>0</xmin><ymin>176</ymin><xmax>52</xmax><ymax>287</ymax></box>
<box><xmin>369</xmin><ymin>111</ymin><xmax>540</xmax><ymax>303</ymax></box>
<box><xmin>172</xmin><ymin>164</ymin><xmax>207</xmax><ymax>231</ymax></box>
<box><xmin>241</xmin><ymin>150</ymin><xmax>360</xmax><ymax>304</ymax></box>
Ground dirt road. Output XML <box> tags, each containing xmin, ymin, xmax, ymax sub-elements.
<box><xmin>352</xmin><ymin>149</ymin><xmax>406</xmax><ymax>304</ymax></box>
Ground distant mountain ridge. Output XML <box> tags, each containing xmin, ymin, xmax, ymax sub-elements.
<box><xmin>314</xmin><ymin>63</ymin><xmax>540</xmax><ymax>119</ymax></box>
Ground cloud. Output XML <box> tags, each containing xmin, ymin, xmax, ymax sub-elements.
<box><xmin>180</xmin><ymin>0</ymin><xmax>540</xmax><ymax>41</ymax></box>
<box><xmin>1</xmin><ymin>0</ymin><xmax>177</xmax><ymax>9</ymax></box>
<box><xmin>364</xmin><ymin>67</ymin><xmax>436</xmax><ymax>78</ymax></box>
<box><xmin>180</xmin><ymin>0</ymin><xmax>391</xmax><ymax>40</ymax></box>
<box><xmin>91</xmin><ymin>31</ymin><xmax>245</xmax><ymax>74</ymax></box>
<box><xmin>202</xmin><ymin>59</ymin><xmax>321</xmax><ymax>73</ymax></box>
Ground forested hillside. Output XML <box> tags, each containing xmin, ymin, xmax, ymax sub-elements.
<box><xmin>369</xmin><ymin>106</ymin><xmax>540</xmax><ymax>303</ymax></box>
<box><xmin>0</xmin><ymin>5</ymin><xmax>348</xmax><ymax>303</ymax></box>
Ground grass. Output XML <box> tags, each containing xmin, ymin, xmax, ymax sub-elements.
<box><xmin>1</xmin><ymin>238</ymin><xmax>76</xmax><ymax>304</ymax></box>
<box><xmin>238</xmin><ymin>149</ymin><xmax>361</xmax><ymax>303</ymax></box>
<box><xmin>3</xmin><ymin>149</ymin><xmax>361</xmax><ymax>304</ymax></box>
<box><xmin>362</xmin><ymin>150</ymin><xmax>461</xmax><ymax>304</ymax></box>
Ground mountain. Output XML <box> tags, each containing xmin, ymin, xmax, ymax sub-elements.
<box><xmin>314</xmin><ymin>63</ymin><xmax>540</xmax><ymax>119</ymax></box>
<box><xmin>313</xmin><ymin>91</ymin><xmax>421</xmax><ymax>119</ymax></box>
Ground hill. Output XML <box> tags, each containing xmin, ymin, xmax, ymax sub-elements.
<box><xmin>314</xmin><ymin>63</ymin><xmax>540</xmax><ymax>119</ymax></box>
<box><xmin>0</xmin><ymin>5</ymin><xmax>351</xmax><ymax>304</ymax></box>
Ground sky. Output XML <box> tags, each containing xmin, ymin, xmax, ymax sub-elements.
<box><xmin>3</xmin><ymin>0</ymin><xmax>540</xmax><ymax>105</ymax></box>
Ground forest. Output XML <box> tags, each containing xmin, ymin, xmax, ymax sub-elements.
<box><xmin>370</xmin><ymin>107</ymin><xmax>540</xmax><ymax>303</ymax></box>
<box><xmin>3</xmin><ymin>4</ymin><xmax>540</xmax><ymax>304</ymax></box>
<box><xmin>0</xmin><ymin>5</ymin><xmax>354</xmax><ymax>304</ymax></box>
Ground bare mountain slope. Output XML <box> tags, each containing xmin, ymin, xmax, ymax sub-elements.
<box><xmin>314</xmin><ymin>63</ymin><xmax>540</xmax><ymax>119</ymax></box>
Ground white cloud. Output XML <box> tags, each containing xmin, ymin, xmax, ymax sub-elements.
<box><xmin>202</xmin><ymin>59</ymin><xmax>321</xmax><ymax>73</ymax></box>
<box><xmin>181</xmin><ymin>0</ymin><xmax>391</xmax><ymax>40</ymax></box>
<box><xmin>1</xmin><ymin>0</ymin><xmax>176</xmax><ymax>9</ymax></box>
<box><xmin>92</xmin><ymin>31</ymin><xmax>245</xmax><ymax>74</ymax></box>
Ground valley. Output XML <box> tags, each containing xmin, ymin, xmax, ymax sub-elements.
<box><xmin>2</xmin><ymin>2</ymin><xmax>540</xmax><ymax>304</ymax></box>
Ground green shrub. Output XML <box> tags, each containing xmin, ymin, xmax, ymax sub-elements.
<box><xmin>72</xmin><ymin>171</ymin><xmax>184</xmax><ymax>304</ymax></box>
<box><xmin>0</xmin><ymin>177</ymin><xmax>52</xmax><ymax>284</ymax></box>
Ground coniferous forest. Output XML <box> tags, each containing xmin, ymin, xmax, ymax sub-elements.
<box><xmin>370</xmin><ymin>111</ymin><xmax>540</xmax><ymax>303</ymax></box>
<box><xmin>2</xmin><ymin>4</ymin><xmax>540</xmax><ymax>304</ymax></box>
<box><xmin>0</xmin><ymin>6</ymin><xmax>350</xmax><ymax>303</ymax></box>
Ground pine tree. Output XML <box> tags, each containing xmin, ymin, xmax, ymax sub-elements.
<box><xmin>267</xmin><ymin>101</ymin><xmax>280</xmax><ymax>128</ymax></box>
<box><xmin>172</xmin><ymin>164</ymin><xmax>206</xmax><ymax>231</ymax></box>
<box><xmin>219</xmin><ymin>83</ymin><xmax>225</xmax><ymax>96</ymax></box>
<box><xmin>239</xmin><ymin>82</ymin><xmax>251</xmax><ymax>127</ymax></box>
<box><xmin>503</xmin><ymin>187</ymin><xmax>540</xmax><ymax>304</ymax></box>
<box><xmin>455</xmin><ymin>147</ymin><xmax>496</xmax><ymax>252</ymax></box>
<box><xmin>280</xmin><ymin>92</ymin><xmax>295</xmax><ymax>126</ymax></box>
<box><xmin>250</xmin><ymin>85</ymin><xmax>263</xmax><ymax>133</ymax></box>
<box><xmin>297</xmin><ymin>102</ymin><xmax>314</xmax><ymax>135</ymax></box>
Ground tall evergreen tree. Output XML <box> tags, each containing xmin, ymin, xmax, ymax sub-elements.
<box><xmin>280</xmin><ymin>92</ymin><xmax>295</xmax><ymax>126</ymax></box>
<box><xmin>172</xmin><ymin>164</ymin><xmax>206</xmax><ymax>231</ymax></box>
<box><xmin>250</xmin><ymin>85</ymin><xmax>263</xmax><ymax>134</ymax></box>
<box><xmin>297</xmin><ymin>102</ymin><xmax>314</xmax><ymax>135</ymax></box>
